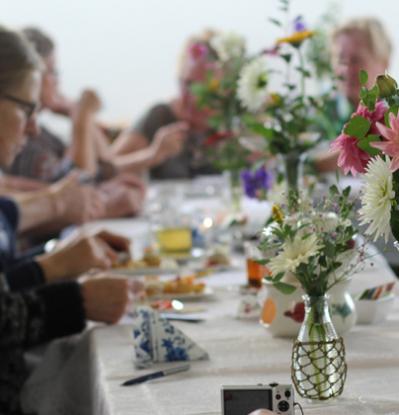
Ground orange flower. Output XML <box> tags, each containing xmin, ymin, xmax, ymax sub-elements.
<box><xmin>276</xmin><ymin>30</ymin><xmax>314</xmax><ymax>46</ymax></box>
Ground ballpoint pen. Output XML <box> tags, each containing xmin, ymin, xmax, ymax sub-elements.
<box><xmin>121</xmin><ymin>363</ymin><xmax>190</xmax><ymax>386</ymax></box>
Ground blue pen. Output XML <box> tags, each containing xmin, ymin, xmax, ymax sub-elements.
<box><xmin>121</xmin><ymin>364</ymin><xmax>190</xmax><ymax>386</ymax></box>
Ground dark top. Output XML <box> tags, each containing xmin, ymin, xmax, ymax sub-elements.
<box><xmin>9</xmin><ymin>125</ymin><xmax>115</xmax><ymax>183</ymax></box>
<box><xmin>9</xmin><ymin>126</ymin><xmax>70</xmax><ymax>183</ymax></box>
<box><xmin>0</xmin><ymin>197</ymin><xmax>86</xmax><ymax>414</ymax></box>
<box><xmin>133</xmin><ymin>103</ymin><xmax>216</xmax><ymax>179</ymax></box>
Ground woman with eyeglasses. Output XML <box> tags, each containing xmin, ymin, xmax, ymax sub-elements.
<box><xmin>0</xmin><ymin>26</ymin><xmax>142</xmax><ymax>414</ymax></box>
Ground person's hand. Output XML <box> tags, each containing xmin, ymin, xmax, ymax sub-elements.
<box><xmin>49</xmin><ymin>173</ymin><xmax>106</xmax><ymax>224</ymax></box>
<box><xmin>151</xmin><ymin>121</ymin><xmax>189</xmax><ymax>164</ymax></box>
<box><xmin>81</xmin><ymin>275</ymin><xmax>142</xmax><ymax>324</ymax></box>
<box><xmin>99</xmin><ymin>183</ymin><xmax>144</xmax><ymax>218</ymax></box>
<box><xmin>108</xmin><ymin>173</ymin><xmax>146</xmax><ymax>196</ymax></box>
<box><xmin>75</xmin><ymin>89</ymin><xmax>102</xmax><ymax>118</ymax></box>
<box><xmin>98</xmin><ymin>174</ymin><xmax>146</xmax><ymax>218</ymax></box>
<box><xmin>247</xmin><ymin>410</ymin><xmax>277</xmax><ymax>415</ymax></box>
<box><xmin>36</xmin><ymin>230</ymin><xmax>131</xmax><ymax>283</ymax></box>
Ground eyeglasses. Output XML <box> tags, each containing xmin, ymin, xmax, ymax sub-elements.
<box><xmin>1</xmin><ymin>94</ymin><xmax>39</xmax><ymax>119</ymax></box>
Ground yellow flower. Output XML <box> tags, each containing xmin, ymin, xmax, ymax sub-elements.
<box><xmin>276</xmin><ymin>30</ymin><xmax>314</xmax><ymax>46</ymax></box>
<box><xmin>272</xmin><ymin>204</ymin><xmax>284</xmax><ymax>224</ymax></box>
<box><xmin>208</xmin><ymin>78</ymin><xmax>220</xmax><ymax>92</ymax></box>
<box><xmin>269</xmin><ymin>93</ymin><xmax>283</xmax><ymax>107</ymax></box>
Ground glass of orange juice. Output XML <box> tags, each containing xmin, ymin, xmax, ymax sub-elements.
<box><xmin>244</xmin><ymin>241</ymin><xmax>270</xmax><ymax>288</ymax></box>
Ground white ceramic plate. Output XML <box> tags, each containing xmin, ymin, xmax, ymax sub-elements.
<box><xmin>147</xmin><ymin>286</ymin><xmax>215</xmax><ymax>301</ymax></box>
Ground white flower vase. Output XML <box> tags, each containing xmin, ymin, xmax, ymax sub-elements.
<box><xmin>259</xmin><ymin>280</ymin><xmax>356</xmax><ymax>338</ymax></box>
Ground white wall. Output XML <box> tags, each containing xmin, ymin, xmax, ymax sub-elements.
<box><xmin>3</xmin><ymin>0</ymin><xmax>399</xmax><ymax>124</ymax></box>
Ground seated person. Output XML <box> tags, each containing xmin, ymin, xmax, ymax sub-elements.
<box><xmin>6</xmin><ymin>27</ymin><xmax>145</xmax><ymax>220</ymax></box>
<box><xmin>0</xmin><ymin>27</ymin><xmax>141</xmax><ymax>414</ymax></box>
<box><xmin>110</xmin><ymin>30</ymin><xmax>220</xmax><ymax>179</ymax></box>
<box><xmin>314</xmin><ymin>17</ymin><xmax>392</xmax><ymax>172</ymax></box>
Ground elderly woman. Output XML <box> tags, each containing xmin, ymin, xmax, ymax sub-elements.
<box><xmin>0</xmin><ymin>26</ymin><xmax>140</xmax><ymax>414</ymax></box>
<box><xmin>315</xmin><ymin>17</ymin><xmax>392</xmax><ymax>173</ymax></box>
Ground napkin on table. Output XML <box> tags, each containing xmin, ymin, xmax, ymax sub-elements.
<box><xmin>131</xmin><ymin>306</ymin><xmax>209</xmax><ymax>368</ymax></box>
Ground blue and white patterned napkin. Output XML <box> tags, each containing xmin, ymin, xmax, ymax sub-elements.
<box><xmin>131</xmin><ymin>306</ymin><xmax>209</xmax><ymax>369</ymax></box>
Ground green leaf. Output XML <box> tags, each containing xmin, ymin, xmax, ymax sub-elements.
<box><xmin>268</xmin><ymin>17</ymin><xmax>282</xmax><ymax>27</ymax></box>
<box><xmin>324</xmin><ymin>240</ymin><xmax>335</xmax><ymax>258</ymax></box>
<box><xmin>359</xmin><ymin>70</ymin><xmax>368</xmax><ymax>86</ymax></box>
<box><xmin>273</xmin><ymin>272</ymin><xmax>285</xmax><ymax>282</ymax></box>
<box><xmin>344</xmin><ymin>115</ymin><xmax>371</xmax><ymax>139</ymax></box>
<box><xmin>357</xmin><ymin>134</ymin><xmax>381</xmax><ymax>156</ymax></box>
<box><xmin>280</xmin><ymin>53</ymin><xmax>292</xmax><ymax>64</ymax></box>
<box><xmin>245</xmin><ymin>121</ymin><xmax>274</xmax><ymax>140</ymax></box>
<box><xmin>342</xmin><ymin>186</ymin><xmax>351</xmax><ymax>198</ymax></box>
<box><xmin>274</xmin><ymin>282</ymin><xmax>297</xmax><ymax>295</ymax></box>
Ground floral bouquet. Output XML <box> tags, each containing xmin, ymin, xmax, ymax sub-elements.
<box><xmin>236</xmin><ymin>1</ymin><xmax>337</xmax><ymax>205</ymax></box>
<box><xmin>331</xmin><ymin>70</ymin><xmax>399</xmax><ymax>242</ymax></box>
<box><xmin>189</xmin><ymin>31</ymin><xmax>251</xmax><ymax>176</ymax></box>
<box><xmin>260</xmin><ymin>185</ymin><xmax>362</xmax><ymax>296</ymax></box>
<box><xmin>260</xmin><ymin>185</ymin><xmax>361</xmax><ymax>400</ymax></box>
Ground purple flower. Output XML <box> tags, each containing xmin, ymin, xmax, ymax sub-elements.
<box><xmin>293</xmin><ymin>16</ymin><xmax>307</xmax><ymax>32</ymax></box>
<box><xmin>241</xmin><ymin>166</ymin><xmax>274</xmax><ymax>199</ymax></box>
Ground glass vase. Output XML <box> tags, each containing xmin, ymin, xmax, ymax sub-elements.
<box><xmin>291</xmin><ymin>295</ymin><xmax>347</xmax><ymax>401</ymax></box>
<box><xmin>282</xmin><ymin>151</ymin><xmax>307</xmax><ymax>210</ymax></box>
<box><xmin>228</xmin><ymin>169</ymin><xmax>242</xmax><ymax>213</ymax></box>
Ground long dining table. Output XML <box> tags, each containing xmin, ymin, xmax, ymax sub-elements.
<box><xmin>21</xmin><ymin>179</ymin><xmax>399</xmax><ymax>415</ymax></box>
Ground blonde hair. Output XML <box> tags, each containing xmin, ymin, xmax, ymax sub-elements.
<box><xmin>0</xmin><ymin>26</ymin><xmax>42</xmax><ymax>95</ymax></box>
<box><xmin>332</xmin><ymin>17</ymin><xmax>392</xmax><ymax>64</ymax></box>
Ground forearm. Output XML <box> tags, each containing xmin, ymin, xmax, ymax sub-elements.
<box><xmin>69</xmin><ymin>114</ymin><xmax>98</xmax><ymax>175</ymax></box>
<box><xmin>113</xmin><ymin>146</ymin><xmax>160</xmax><ymax>174</ymax></box>
<box><xmin>12</xmin><ymin>188</ymin><xmax>61</xmax><ymax>233</ymax></box>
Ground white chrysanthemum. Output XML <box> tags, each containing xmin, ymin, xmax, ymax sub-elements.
<box><xmin>359</xmin><ymin>156</ymin><xmax>395</xmax><ymax>243</ymax></box>
<box><xmin>268</xmin><ymin>233</ymin><xmax>322</xmax><ymax>275</ymax></box>
<box><xmin>237</xmin><ymin>57</ymin><xmax>268</xmax><ymax>112</ymax></box>
<box><xmin>311</xmin><ymin>212</ymin><xmax>350</xmax><ymax>233</ymax></box>
<box><xmin>210</xmin><ymin>31</ymin><xmax>246</xmax><ymax>62</ymax></box>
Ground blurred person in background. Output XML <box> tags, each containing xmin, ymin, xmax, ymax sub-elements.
<box><xmin>110</xmin><ymin>30</ymin><xmax>219</xmax><ymax>178</ymax></box>
<box><xmin>314</xmin><ymin>17</ymin><xmax>392</xmax><ymax>172</ymax></box>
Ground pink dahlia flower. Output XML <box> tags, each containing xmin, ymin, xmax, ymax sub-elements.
<box><xmin>373</xmin><ymin>112</ymin><xmax>399</xmax><ymax>171</ymax></box>
<box><xmin>355</xmin><ymin>101</ymin><xmax>387</xmax><ymax>134</ymax></box>
<box><xmin>330</xmin><ymin>133</ymin><xmax>371</xmax><ymax>176</ymax></box>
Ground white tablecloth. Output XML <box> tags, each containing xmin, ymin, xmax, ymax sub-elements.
<box><xmin>22</xmin><ymin>242</ymin><xmax>399</xmax><ymax>414</ymax></box>
<box><xmin>21</xmin><ymin>182</ymin><xmax>399</xmax><ymax>415</ymax></box>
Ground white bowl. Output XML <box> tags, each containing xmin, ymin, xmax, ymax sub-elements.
<box><xmin>355</xmin><ymin>294</ymin><xmax>395</xmax><ymax>325</ymax></box>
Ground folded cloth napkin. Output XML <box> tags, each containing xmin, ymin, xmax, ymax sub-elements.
<box><xmin>132</xmin><ymin>306</ymin><xmax>209</xmax><ymax>368</ymax></box>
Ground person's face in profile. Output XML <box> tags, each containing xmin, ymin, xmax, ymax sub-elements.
<box><xmin>332</xmin><ymin>30</ymin><xmax>388</xmax><ymax>106</ymax></box>
<box><xmin>0</xmin><ymin>70</ymin><xmax>41</xmax><ymax>168</ymax></box>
